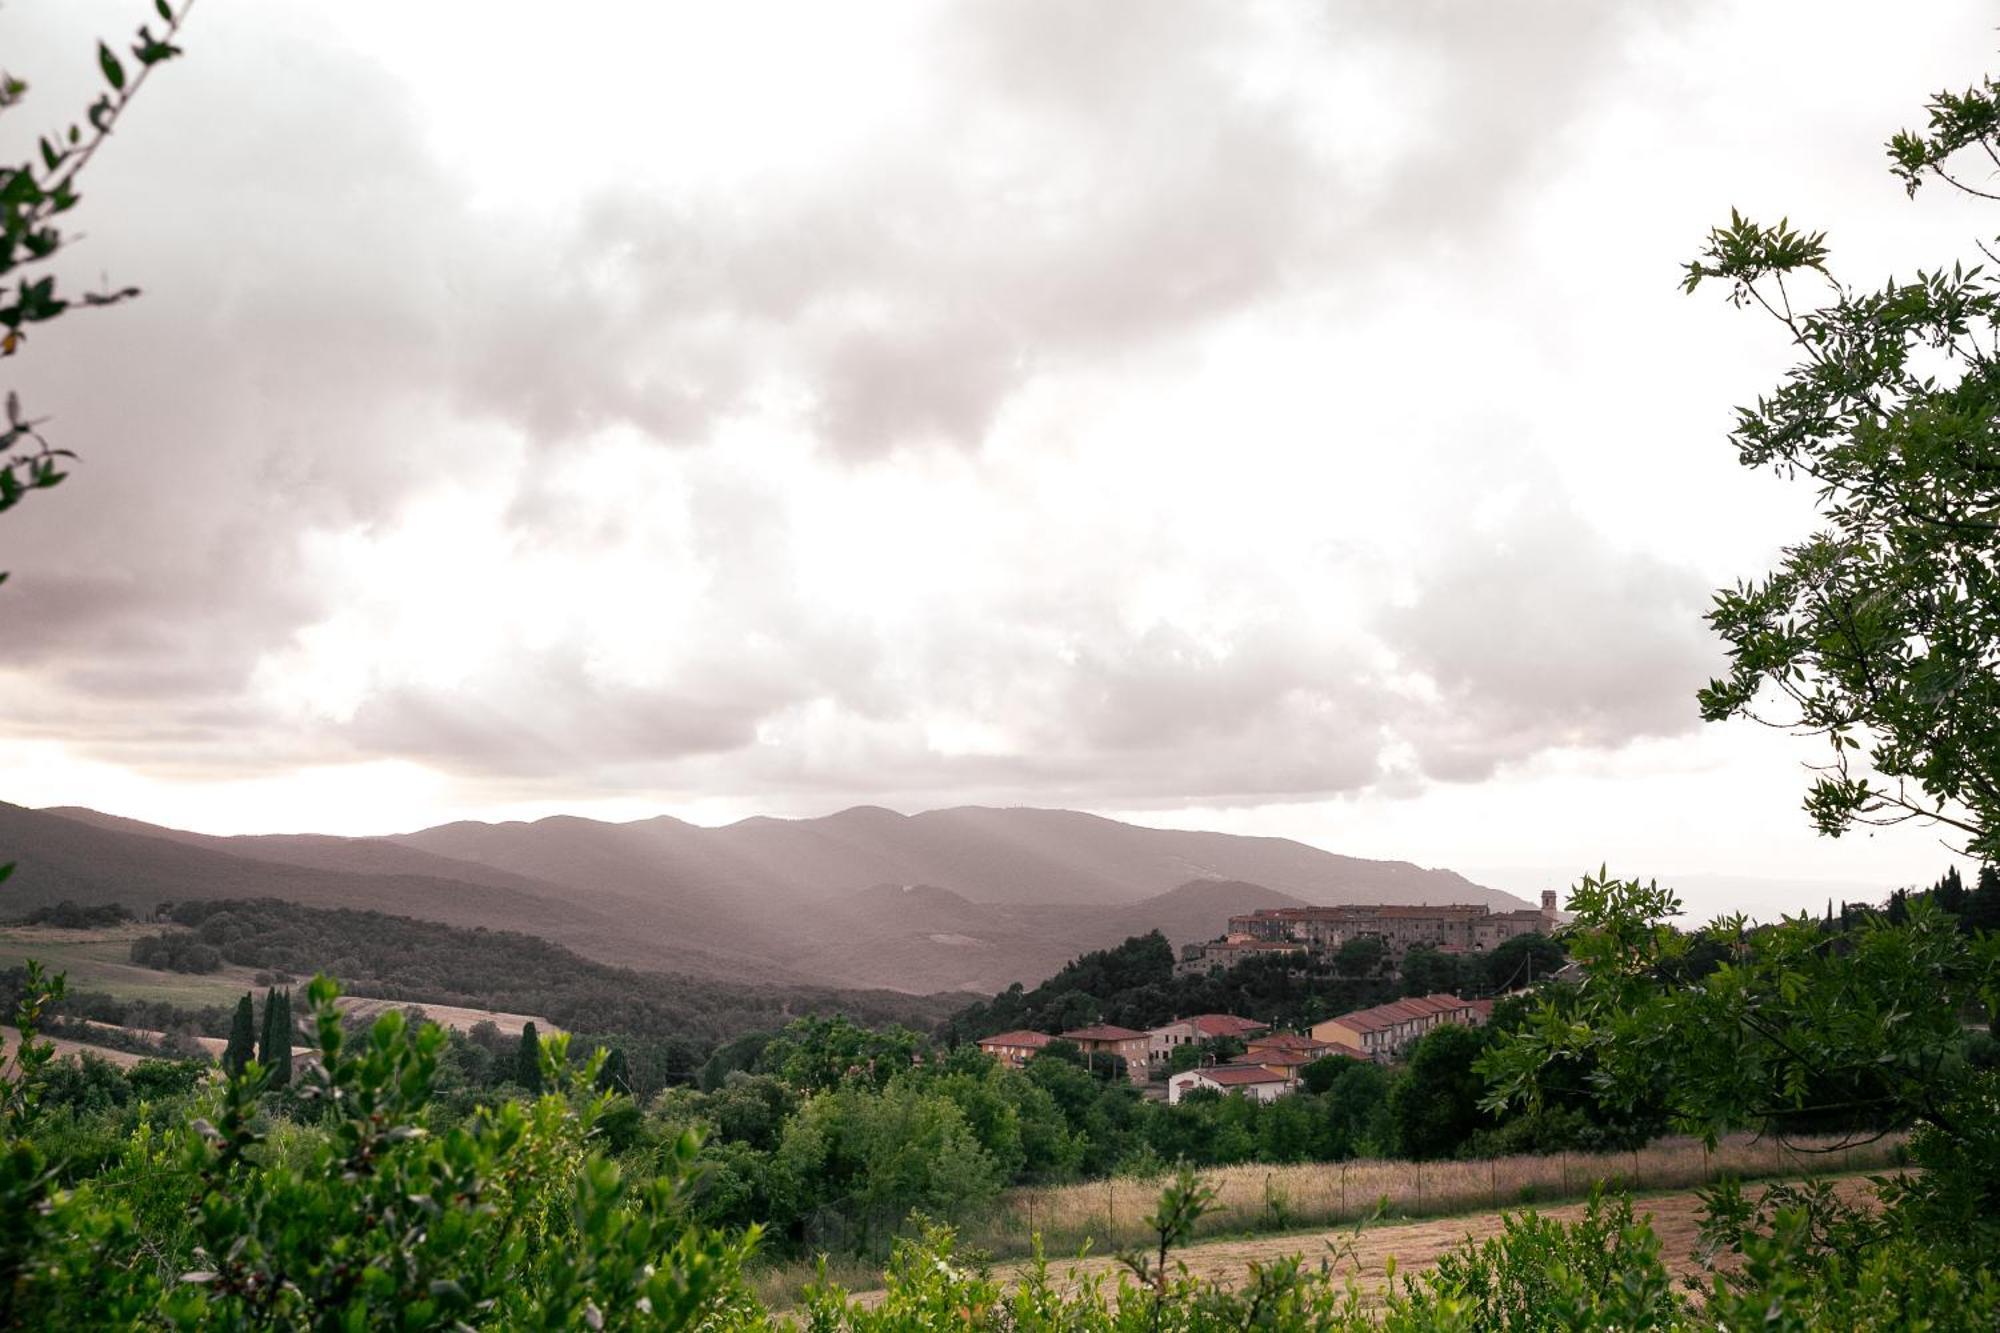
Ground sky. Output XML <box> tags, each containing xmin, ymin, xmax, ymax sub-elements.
<box><xmin>1</xmin><ymin>1</ymin><xmax>1992</xmax><ymax>922</ymax></box>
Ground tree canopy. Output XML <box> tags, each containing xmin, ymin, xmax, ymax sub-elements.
<box><xmin>1685</xmin><ymin>76</ymin><xmax>2000</xmax><ymax>860</ymax></box>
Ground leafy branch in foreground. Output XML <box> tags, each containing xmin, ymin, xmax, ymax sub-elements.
<box><xmin>0</xmin><ymin>0</ymin><xmax>192</xmax><ymax>578</ymax></box>
<box><xmin>8</xmin><ymin>971</ymin><xmax>765</xmax><ymax>1327</ymax></box>
<box><xmin>1683</xmin><ymin>75</ymin><xmax>2000</xmax><ymax>859</ymax></box>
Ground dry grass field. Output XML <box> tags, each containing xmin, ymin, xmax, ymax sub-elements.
<box><xmin>1</xmin><ymin>925</ymin><xmax>556</xmax><ymax>1041</ymax></box>
<box><xmin>333</xmin><ymin>996</ymin><xmax>557</xmax><ymax>1038</ymax></box>
<box><xmin>964</xmin><ymin>1133</ymin><xmax>1901</xmax><ymax>1259</ymax></box>
<box><xmin>754</xmin><ymin>1133</ymin><xmax>1903</xmax><ymax>1309</ymax></box>
<box><xmin>0</xmin><ymin>1028</ymin><xmax>148</xmax><ymax>1073</ymax></box>
<box><xmin>830</xmin><ymin>1173</ymin><xmax>1888</xmax><ymax>1312</ymax></box>
<box><xmin>0</xmin><ymin>923</ymin><xmax>275</xmax><ymax>1007</ymax></box>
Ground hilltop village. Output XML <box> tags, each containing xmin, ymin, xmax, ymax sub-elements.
<box><xmin>973</xmin><ymin>893</ymin><xmax>1560</xmax><ymax>1104</ymax></box>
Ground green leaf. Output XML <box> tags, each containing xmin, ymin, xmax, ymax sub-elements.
<box><xmin>98</xmin><ymin>43</ymin><xmax>126</xmax><ymax>92</ymax></box>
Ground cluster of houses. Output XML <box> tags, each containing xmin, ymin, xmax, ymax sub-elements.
<box><xmin>975</xmin><ymin>992</ymin><xmax>1492</xmax><ymax>1106</ymax></box>
<box><xmin>1176</xmin><ymin>892</ymin><xmax>1558</xmax><ymax>977</ymax></box>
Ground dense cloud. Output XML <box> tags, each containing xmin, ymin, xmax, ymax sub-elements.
<box><xmin>0</xmin><ymin>0</ymin><xmax>1891</xmax><ymax>822</ymax></box>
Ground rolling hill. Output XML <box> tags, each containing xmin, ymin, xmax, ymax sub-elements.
<box><xmin>7</xmin><ymin>801</ymin><xmax>1526</xmax><ymax>992</ymax></box>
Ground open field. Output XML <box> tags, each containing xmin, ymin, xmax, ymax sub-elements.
<box><xmin>0</xmin><ymin>924</ymin><xmax>273</xmax><ymax>1007</ymax></box>
<box><xmin>834</xmin><ymin>1173</ymin><xmax>1886</xmax><ymax>1311</ymax></box>
<box><xmin>1</xmin><ymin>1028</ymin><xmax>147</xmax><ymax>1073</ymax></box>
<box><xmin>334</xmin><ymin>996</ymin><xmax>557</xmax><ymax>1038</ymax></box>
<box><xmin>2</xmin><ymin>925</ymin><xmax>557</xmax><ymax>1037</ymax></box>
<box><xmin>74</xmin><ymin>1018</ymin><xmax>225</xmax><ymax>1058</ymax></box>
<box><xmin>961</xmin><ymin>1132</ymin><xmax>1900</xmax><ymax>1260</ymax></box>
<box><xmin>757</xmin><ymin>1133</ymin><xmax>1903</xmax><ymax>1308</ymax></box>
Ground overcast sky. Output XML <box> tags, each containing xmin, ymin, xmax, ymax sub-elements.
<box><xmin>2</xmin><ymin>1</ymin><xmax>1992</xmax><ymax>920</ymax></box>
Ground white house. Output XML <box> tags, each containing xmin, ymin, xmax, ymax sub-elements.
<box><xmin>1166</xmin><ymin>1063</ymin><xmax>1295</xmax><ymax>1105</ymax></box>
<box><xmin>1145</xmin><ymin>1013</ymin><xmax>1268</xmax><ymax>1065</ymax></box>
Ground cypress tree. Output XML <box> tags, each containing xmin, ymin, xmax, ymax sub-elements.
<box><xmin>515</xmin><ymin>1022</ymin><xmax>542</xmax><ymax>1093</ymax></box>
<box><xmin>258</xmin><ymin>987</ymin><xmax>276</xmax><ymax>1067</ymax></box>
<box><xmin>265</xmin><ymin>990</ymin><xmax>293</xmax><ymax>1088</ymax></box>
<box><xmin>1936</xmin><ymin>865</ymin><xmax>1967</xmax><ymax>914</ymax></box>
<box><xmin>223</xmin><ymin>993</ymin><xmax>256</xmax><ymax>1077</ymax></box>
<box><xmin>1965</xmin><ymin>866</ymin><xmax>2000</xmax><ymax>934</ymax></box>
<box><xmin>595</xmin><ymin>1046</ymin><xmax>631</xmax><ymax>1097</ymax></box>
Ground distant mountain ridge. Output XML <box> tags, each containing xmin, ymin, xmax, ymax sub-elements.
<box><xmin>10</xmin><ymin>801</ymin><xmax>1526</xmax><ymax>992</ymax></box>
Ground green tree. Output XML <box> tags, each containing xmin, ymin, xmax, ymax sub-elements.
<box><xmin>1398</xmin><ymin>946</ymin><xmax>1463</xmax><ymax>997</ymax></box>
<box><xmin>758</xmin><ymin>1014</ymin><xmax>920</xmax><ymax>1093</ymax></box>
<box><xmin>1935</xmin><ymin>864</ymin><xmax>1969</xmax><ymax>914</ymax></box>
<box><xmin>1684</xmin><ymin>75</ymin><xmax>2000</xmax><ymax>862</ymax></box>
<box><xmin>221</xmin><ymin>992</ymin><xmax>254</xmax><ymax>1077</ymax></box>
<box><xmin>594</xmin><ymin>1044</ymin><xmax>632</xmax><ymax>1096</ymax></box>
<box><xmin>1331</xmin><ymin>935</ymin><xmax>1386</xmax><ymax>978</ymax></box>
<box><xmin>1321</xmin><ymin>1060</ymin><xmax>1394</xmax><ymax>1159</ymax></box>
<box><xmin>514</xmin><ymin>1020</ymin><xmax>542</xmax><ymax>1093</ymax></box>
<box><xmin>1389</xmin><ymin>1023</ymin><xmax>1495</xmax><ymax>1160</ymax></box>
<box><xmin>1965</xmin><ymin>865</ymin><xmax>2000</xmax><ymax>934</ymax></box>
<box><xmin>1483</xmin><ymin>871</ymin><xmax>2000</xmax><ymax>1259</ymax></box>
<box><xmin>1480</xmin><ymin>932</ymin><xmax>1564</xmax><ymax>994</ymax></box>
<box><xmin>264</xmin><ymin>988</ymin><xmax>292</xmax><ymax>1088</ymax></box>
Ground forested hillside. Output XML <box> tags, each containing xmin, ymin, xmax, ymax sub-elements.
<box><xmin>118</xmin><ymin>898</ymin><xmax>961</xmax><ymax>1047</ymax></box>
<box><xmin>942</xmin><ymin>929</ymin><xmax>1565</xmax><ymax>1042</ymax></box>
<box><xmin>10</xmin><ymin>801</ymin><xmax>1522</xmax><ymax>991</ymax></box>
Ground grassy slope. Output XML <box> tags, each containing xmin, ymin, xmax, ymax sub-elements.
<box><xmin>0</xmin><ymin>924</ymin><xmax>270</xmax><ymax>1007</ymax></box>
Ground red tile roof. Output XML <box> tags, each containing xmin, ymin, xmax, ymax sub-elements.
<box><xmin>1247</xmin><ymin>1032</ymin><xmax>1334</xmax><ymax>1052</ymax></box>
<box><xmin>1250</xmin><ymin>1049</ymin><xmax>1327</xmax><ymax>1068</ymax></box>
<box><xmin>1326</xmin><ymin>994</ymin><xmax>1478</xmax><ymax>1035</ymax></box>
<box><xmin>1187</xmin><ymin>1064</ymin><xmax>1290</xmax><ymax>1086</ymax></box>
<box><xmin>1060</xmin><ymin>1024</ymin><xmax>1146</xmax><ymax>1043</ymax></box>
<box><xmin>977</xmin><ymin>1030</ymin><xmax>1051</xmax><ymax>1049</ymax></box>
<box><xmin>1189</xmin><ymin>1013</ymin><xmax>1268</xmax><ymax>1038</ymax></box>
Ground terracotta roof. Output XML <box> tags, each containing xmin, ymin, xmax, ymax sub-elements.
<box><xmin>977</xmin><ymin>1030</ymin><xmax>1052</xmax><ymax>1049</ymax></box>
<box><xmin>1231</xmin><ymin>904</ymin><xmax>1493</xmax><ymax>922</ymax></box>
<box><xmin>1326</xmin><ymin>994</ymin><xmax>1479</xmax><ymax>1035</ymax></box>
<box><xmin>1247</xmin><ymin>1032</ymin><xmax>1332</xmax><ymax>1052</ymax></box>
<box><xmin>1185</xmin><ymin>1064</ymin><xmax>1290</xmax><ymax>1086</ymax></box>
<box><xmin>1060</xmin><ymin>1024</ymin><xmax>1146</xmax><ymax>1042</ymax></box>
<box><xmin>1250</xmin><ymin>1049</ymin><xmax>1329</xmax><ymax>1068</ymax></box>
<box><xmin>1324</xmin><ymin>1005</ymin><xmax>1413</xmax><ymax>1034</ymax></box>
<box><xmin>1189</xmin><ymin>1014</ymin><xmax>1268</xmax><ymax>1038</ymax></box>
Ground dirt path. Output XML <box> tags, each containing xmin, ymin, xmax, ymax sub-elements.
<box><xmin>847</xmin><ymin>1175</ymin><xmax>1882</xmax><ymax>1307</ymax></box>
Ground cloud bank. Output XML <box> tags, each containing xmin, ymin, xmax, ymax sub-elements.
<box><xmin>0</xmin><ymin>0</ymin><xmax>1790</xmax><ymax>821</ymax></box>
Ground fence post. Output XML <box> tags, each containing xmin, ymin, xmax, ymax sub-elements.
<box><xmin>1106</xmin><ymin>1178</ymin><xmax>1115</xmax><ymax>1243</ymax></box>
<box><xmin>1416</xmin><ymin>1161</ymin><xmax>1423</xmax><ymax>1214</ymax></box>
<box><xmin>1340</xmin><ymin>1162</ymin><xmax>1347</xmax><ymax>1216</ymax></box>
<box><xmin>1560</xmin><ymin>1150</ymin><xmax>1568</xmax><ymax>1195</ymax></box>
<box><xmin>1490</xmin><ymin>1156</ymin><xmax>1498</xmax><ymax>1207</ymax></box>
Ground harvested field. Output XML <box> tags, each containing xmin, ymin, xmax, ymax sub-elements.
<box><xmin>334</xmin><ymin>996</ymin><xmax>557</xmax><ymax>1037</ymax></box>
<box><xmin>960</xmin><ymin>1133</ymin><xmax>1900</xmax><ymax>1260</ymax></box>
<box><xmin>1</xmin><ymin>1028</ymin><xmax>145</xmax><ymax>1073</ymax></box>
<box><xmin>848</xmin><ymin>1174</ymin><xmax>1886</xmax><ymax>1309</ymax></box>
<box><xmin>0</xmin><ymin>924</ymin><xmax>273</xmax><ymax>1007</ymax></box>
